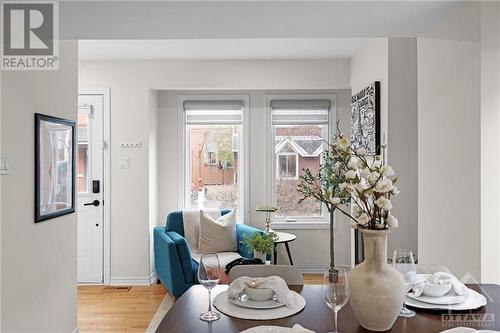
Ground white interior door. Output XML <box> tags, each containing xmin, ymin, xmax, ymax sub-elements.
<box><xmin>77</xmin><ymin>94</ymin><xmax>104</xmax><ymax>283</ymax></box>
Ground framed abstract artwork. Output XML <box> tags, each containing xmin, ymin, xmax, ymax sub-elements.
<box><xmin>35</xmin><ymin>113</ymin><xmax>76</xmax><ymax>223</ymax></box>
<box><xmin>350</xmin><ymin>81</ymin><xmax>381</xmax><ymax>156</ymax></box>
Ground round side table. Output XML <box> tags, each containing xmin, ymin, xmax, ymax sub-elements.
<box><xmin>272</xmin><ymin>231</ymin><xmax>297</xmax><ymax>265</ymax></box>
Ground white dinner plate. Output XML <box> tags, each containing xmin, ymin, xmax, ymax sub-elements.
<box><xmin>405</xmin><ymin>288</ymin><xmax>487</xmax><ymax>310</ymax></box>
<box><xmin>228</xmin><ymin>296</ymin><xmax>285</xmax><ymax>309</ymax></box>
<box><xmin>213</xmin><ymin>291</ymin><xmax>306</xmax><ymax>320</ymax></box>
<box><xmin>407</xmin><ymin>290</ymin><xmax>469</xmax><ymax>305</ymax></box>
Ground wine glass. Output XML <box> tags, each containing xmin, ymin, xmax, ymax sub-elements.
<box><xmin>198</xmin><ymin>253</ymin><xmax>221</xmax><ymax>322</ymax></box>
<box><xmin>323</xmin><ymin>268</ymin><xmax>350</xmax><ymax>333</ymax></box>
<box><xmin>393</xmin><ymin>249</ymin><xmax>416</xmax><ymax>318</ymax></box>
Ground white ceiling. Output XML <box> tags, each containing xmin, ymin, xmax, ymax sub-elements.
<box><xmin>78</xmin><ymin>38</ymin><xmax>378</xmax><ymax>60</ymax></box>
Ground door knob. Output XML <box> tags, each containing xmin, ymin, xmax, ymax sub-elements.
<box><xmin>84</xmin><ymin>200</ymin><xmax>100</xmax><ymax>207</ymax></box>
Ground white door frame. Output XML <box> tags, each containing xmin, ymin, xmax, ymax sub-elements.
<box><xmin>79</xmin><ymin>87</ymin><xmax>111</xmax><ymax>285</ymax></box>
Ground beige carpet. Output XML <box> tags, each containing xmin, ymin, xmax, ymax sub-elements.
<box><xmin>145</xmin><ymin>293</ymin><xmax>175</xmax><ymax>333</ymax></box>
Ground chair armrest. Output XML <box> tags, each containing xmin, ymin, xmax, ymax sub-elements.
<box><xmin>166</xmin><ymin>231</ymin><xmax>196</xmax><ymax>283</ymax></box>
<box><xmin>236</xmin><ymin>224</ymin><xmax>263</xmax><ymax>258</ymax></box>
<box><xmin>154</xmin><ymin>228</ymin><xmax>190</xmax><ymax>297</ymax></box>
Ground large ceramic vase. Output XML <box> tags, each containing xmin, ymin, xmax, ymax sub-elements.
<box><xmin>347</xmin><ymin>229</ymin><xmax>405</xmax><ymax>331</ymax></box>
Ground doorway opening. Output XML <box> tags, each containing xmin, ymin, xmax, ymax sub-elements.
<box><xmin>77</xmin><ymin>88</ymin><xmax>110</xmax><ymax>284</ymax></box>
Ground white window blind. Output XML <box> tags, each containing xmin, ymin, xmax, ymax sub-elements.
<box><xmin>270</xmin><ymin>99</ymin><xmax>330</xmax><ymax>125</ymax></box>
<box><xmin>184</xmin><ymin>100</ymin><xmax>243</xmax><ymax>125</ymax></box>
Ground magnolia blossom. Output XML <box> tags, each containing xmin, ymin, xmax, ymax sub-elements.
<box><xmin>331</xmin><ymin>197</ymin><xmax>341</xmax><ymax>205</ymax></box>
<box><xmin>375</xmin><ymin>196</ymin><xmax>393</xmax><ymax>210</ymax></box>
<box><xmin>360</xmin><ymin>168</ymin><xmax>371</xmax><ymax>178</ymax></box>
<box><xmin>375</xmin><ymin>178</ymin><xmax>394</xmax><ymax>193</ymax></box>
<box><xmin>338</xmin><ymin>136</ymin><xmax>349</xmax><ymax>150</ymax></box>
<box><xmin>373</xmin><ymin>159</ymin><xmax>382</xmax><ymax>168</ymax></box>
<box><xmin>348</xmin><ymin>160</ymin><xmax>358</xmax><ymax>170</ymax></box>
<box><xmin>356</xmin><ymin>147</ymin><xmax>367</xmax><ymax>156</ymax></box>
<box><xmin>333</xmin><ymin>161</ymin><xmax>342</xmax><ymax>170</ymax></box>
<box><xmin>368</xmin><ymin>172</ymin><xmax>380</xmax><ymax>184</ymax></box>
<box><xmin>387</xmin><ymin>214</ymin><xmax>399</xmax><ymax>228</ymax></box>
<box><xmin>350</xmin><ymin>220</ymin><xmax>358</xmax><ymax>229</ymax></box>
<box><xmin>358</xmin><ymin>213</ymin><xmax>371</xmax><ymax>226</ymax></box>
<box><xmin>357</xmin><ymin>159</ymin><xmax>366</xmax><ymax>169</ymax></box>
<box><xmin>354</xmin><ymin>182</ymin><xmax>364</xmax><ymax>193</ymax></box>
<box><xmin>345</xmin><ymin>170</ymin><xmax>357</xmax><ymax>179</ymax></box>
<box><xmin>391</xmin><ymin>186</ymin><xmax>400</xmax><ymax>196</ymax></box>
<box><xmin>339</xmin><ymin>182</ymin><xmax>347</xmax><ymax>191</ymax></box>
<box><xmin>344</xmin><ymin>184</ymin><xmax>355</xmax><ymax>193</ymax></box>
<box><xmin>380</xmin><ymin>165</ymin><xmax>395</xmax><ymax>177</ymax></box>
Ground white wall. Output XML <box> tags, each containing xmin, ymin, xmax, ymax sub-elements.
<box><xmin>79</xmin><ymin>59</ymin><xmax>351</xmax><ymax>278</ymax></box>
<box><xmin>480</xmin><ymin>1</ymin><xmax>500</xmax><ymax>284</ymax></box>
<box><xmin>350</xmin><ymin>39</ymin><xmax>389</xmax><ymax>144</ymax></box>
<box><xmin>417</xmin><ymin>2</ymin><xmax>481</xmax><ymax>279</ymax></box>
<box><xmin>387</xmin><ymin>38</ymin><xmax>419</xmax><ymax>257</ymax></box>
<box><xmin>1</xmin><ymin>41</ymin><xmax>78</xmax><ymax>333</ymax></box>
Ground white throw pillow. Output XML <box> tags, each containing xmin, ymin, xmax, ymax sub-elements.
<box><xmin>199</xmin><ymin>210</ymin><xmax>237</xmax><ymax>253</ymax></box>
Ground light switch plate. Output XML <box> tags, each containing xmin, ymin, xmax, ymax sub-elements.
<box><xmin>118</xmin><ymin>158</ymin><xmax>130</xmax><ymax>169</ymax></box>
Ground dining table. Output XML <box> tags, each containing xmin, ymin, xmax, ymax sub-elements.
<box><xmin>156</xmin><ymin>284</ymin><xmax>500</xmax><ymax>333</ymax></box>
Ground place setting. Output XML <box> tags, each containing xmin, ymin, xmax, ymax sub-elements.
<box><xmin>197</xmin><ymin>253</ymin><xmax>307</xmax><ymax>322</ymax></box>
<box><xmin>393</xmin><ymin>249</ymin><xmax>487</xmax><ymax>313</ymax></box>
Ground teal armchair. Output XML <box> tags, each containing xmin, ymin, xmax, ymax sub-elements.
<box><xmin>154</xmin><ymin>209</ymin><xmax>262</xmax><ymax>297</ymax></box>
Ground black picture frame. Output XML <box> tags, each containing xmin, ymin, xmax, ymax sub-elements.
<box><xmin>350</xmin><ymin>81</ymin><xmax>381</xmax><ymax>156</ymax></box>
<box><xmin>35</xmin><ymin>113</ymin><xmax>76</xmax><ymax>223</ymax></box>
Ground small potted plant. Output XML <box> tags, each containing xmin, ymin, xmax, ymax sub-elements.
<box><xmin>242</xmin><ymin>233</ymin><xmax>275</xmax><ymax>263</ymax></box>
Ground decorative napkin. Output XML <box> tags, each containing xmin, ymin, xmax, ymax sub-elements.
<box><xmin>228</xmin><ymin>276</ymin><xmax>293</xmax><ymax>307</ymax></box>
<box><xmin>411</xmin><ymin>272</ymin><xmax>468</xmax><ymax>297</ymax></box>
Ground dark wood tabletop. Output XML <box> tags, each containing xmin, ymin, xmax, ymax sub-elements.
<box><xmin>156</xmin><ymin>284</ymin><xmax>500</xmax><ymax>333</ymax></box>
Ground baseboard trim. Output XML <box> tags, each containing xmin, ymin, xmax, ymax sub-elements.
<box><xmin>149</xmin><ymin>271</ymin><xmax>158</xmax><ymax>285</ymax></box>
<box><xmin>298</xmin><ymin>265</ymin><xmax>329</xmax><ymax>274</ymax></box>
<box><xmin>71</xmin><ymin>326</ymin><xmax>80</xmax><ymax>333</ymax></box>
<box><xmin>109</xmin><ymin>277</ymin><xmax>152</xmax><ymax>285</ymax></box>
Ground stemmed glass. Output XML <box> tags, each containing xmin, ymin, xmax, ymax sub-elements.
<box><xmin>323</xmin><ymin>268</ymin><xmax>350</xmax><ymax>333</ymax></box>
<box><xmin>393</xmin><ymin>249</ymin><xmax>417</xmax><ymax>318</ymax></box>
<box><xmin>198</xmin><ymin>253</ymin><xmax>221</xmax><ymax>322</ymax></box>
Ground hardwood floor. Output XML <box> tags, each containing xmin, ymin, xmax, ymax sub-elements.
<box><xmin>77</xmin><ymin>274</ymin><xmax>322</xmax><ymax>332</ymax></box>
<box><xmin>78</xmin><ymin>284</ymin><xmax>167</xmax><ymax>333</ymax></box>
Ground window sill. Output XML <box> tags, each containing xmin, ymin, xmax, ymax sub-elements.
<box><xmin>271</xmin><ymin>221</ymin><xmax>330</xmax><ymax>230</ymax></box>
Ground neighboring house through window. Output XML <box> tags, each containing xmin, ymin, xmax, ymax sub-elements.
<box><xmin>182</xmin><ymin>98</ymin><xmax>247</xmax><ymax>221</ymax></box>
<box><xmin>269</xmin><ymin>96</ymin><xmax>334</xmax><ymax>224</ymax></box>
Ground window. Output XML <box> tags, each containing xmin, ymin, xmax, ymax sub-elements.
<box><xmin>277</xmin><ymin>153</ymin><xmax>298</xmax><ymax>179</ymax></box>
<box><xmin>205</xmin><ymin>150</ymin><xmax>217</xmax><ymax>165</ymax></box>
<box><xmin>77</xmin><ymin>109</ymin><xmax>90</xmax><ymax>193</ymax></box>
<box><xmin>183</xmin><ymin>99</ymin><xmax>245</xmax><ymax>220</ymax></box>
<box><xmin>269</xmin><ymin>97</ymin><xmax>333</xmax><ymax>222</ymax></box>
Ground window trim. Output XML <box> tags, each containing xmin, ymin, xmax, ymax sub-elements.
<box><xmin>265</xmin><ymin>94</ymin><xmax>336</xmax><ymax>227</ymax></box>
<box><xmin>178</xmin><ymin>94</ymin><xmax>249</xmax><ymax>223</ymax></box>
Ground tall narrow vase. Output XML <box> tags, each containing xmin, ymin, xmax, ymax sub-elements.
<box><xmin>347</xmin><ymin>229</ymin><xmax>405</xmax><ymax>332</ymax></box>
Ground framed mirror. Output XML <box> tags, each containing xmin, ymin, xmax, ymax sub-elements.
<box><xmin>35</xmin><ymin>113</ymin><xmax>76</xmax><ymax>223</ymax></box>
